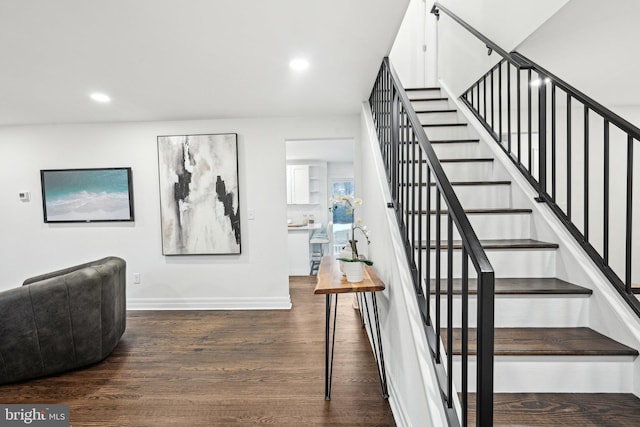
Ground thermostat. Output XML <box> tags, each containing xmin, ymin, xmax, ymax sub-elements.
<box><xmin>19</xmin><ymin>191</ymin><xmax>30</xmax><ymax>201</ymax></box>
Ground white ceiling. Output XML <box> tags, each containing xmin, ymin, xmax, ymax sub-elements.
<box><xmin>0</xmin><ymin>0</ymin><xmax>409</xmax><ymax>126</ymax></box>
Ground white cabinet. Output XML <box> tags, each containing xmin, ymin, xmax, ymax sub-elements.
<box><xmin>286</xmin><ymin>165</ymin><xmax>310</xmax><ymax>204</ymax></box>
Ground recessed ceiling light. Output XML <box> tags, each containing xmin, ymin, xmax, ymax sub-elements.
<box><xmin>289</xmin><ymin>58</ymin><xmax>309</xmax><ymax>71</ymax></box>
<box><xmin>90</xmin><ymin>93</ymin><xmax>111</xmax><ymax>103</ymax></box>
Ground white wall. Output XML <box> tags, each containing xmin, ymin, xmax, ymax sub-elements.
<box><xmin>389</xmin><ymin>0</ymin><xmax>429</xmax><ymax>88</ymax></box>
<box><xmin>0</xmin><ymin>115</ymin><xmax>359</xmax><ymax>309</ymax></box>
<box><xmin>433</xmin><ymin>0</ymin><xmax>569</xmax><ymax>96</ymax></box>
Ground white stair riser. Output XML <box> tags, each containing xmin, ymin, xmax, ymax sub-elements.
<box><xmin>454</xmin><ymin>356</ymin><xmax>635</xmax><ymax>393</ymax></box>
<box><xmin>411</xmin><ymin>99</ymin><xmax>450</xmax><ymax>111</ymax></box>
<box><xmin>408</xmin><ymin>90</ymin><xmax>443</xmax><ymax>100</ymax></box>
<box><xmin>424</xmin><ymin>125</ymin><xmax>476</xmax><ymax>141</ymax></box>
<box><xmin>400</xmin><ymin>161</ymin><xmax>497</xmax><ymax>182</ymax></box>
<box><xmin>421</xmin><ymin>185</ymin><xmax>512</xmax><ymax>210</ymax></box>
<box><xmin>417</xmin><ymin>111</ymin><xmax>460</xmax><ymax>124</ymax></box>
<box><xmin>432</xmin><ymin>142</ymin><xmax>486</xmax><ymax>158</ymax></box>
<box><xmin>407</xmin><ymin>213</ymin><xmax>532</xmax><ymax>240</ymax></box>
<box><xmin>419</xmin><ymin>248</ymin><xmax>557</xmax><ymax>278</ymax></box>
<box><xmin>429</xmin><ymin>295</ymin><xmax>589</xmax><ymax>327</ymax></box>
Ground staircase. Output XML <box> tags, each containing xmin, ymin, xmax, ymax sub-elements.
<box><xmin>406</xmin><ymin>86</ymin><xmax>640</xmax><ymax>426</ymax></box>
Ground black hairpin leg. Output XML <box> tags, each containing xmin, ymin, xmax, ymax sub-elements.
<box><xmin>324</xmin><ymin>293</ymin><xmax>338</xmax><ymax>400</ymax></box>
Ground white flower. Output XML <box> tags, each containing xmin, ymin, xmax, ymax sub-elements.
<box><xmin>354</xmin><ymin>198</ymin><xmax>363</xmax><ymax>206</ymax></box>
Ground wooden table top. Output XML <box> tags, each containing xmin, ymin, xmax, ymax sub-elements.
<box><xmin>314</xmin><ymin>256</ymin><xmax>386</xmax><ymax>295</ymax></box>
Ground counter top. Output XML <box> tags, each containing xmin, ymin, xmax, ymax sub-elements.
<box><xmin>287</xmin><ymin>223</ymin><xmax>322</xmax><ymax>231</ymax></box>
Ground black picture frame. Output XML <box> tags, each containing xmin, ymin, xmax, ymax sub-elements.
<box><xmin>40</xmin><ymin>167</ymin><xmax>135</xmax><ymax>223</ymax></box>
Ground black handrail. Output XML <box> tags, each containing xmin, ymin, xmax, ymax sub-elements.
<box><xmin>431</xmin><ymin>2</ymin><xmax>640</xmax><ymax>316</ymax></box>
<box><xmin>369</xmin><ymin>58</ymin><xmax>495</xmax><ymax>427</ymax></box>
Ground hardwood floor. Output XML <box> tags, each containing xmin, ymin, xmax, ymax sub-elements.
<box><xmin>0</xmin><ymin>276</ymin><xmax>395</xmax><ymax>426</ymax></box>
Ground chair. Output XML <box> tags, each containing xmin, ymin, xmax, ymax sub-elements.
<box><xmin>309</xmin><ymin>222</ymin><xmax>332</xmax><ymax>275</ymax></box>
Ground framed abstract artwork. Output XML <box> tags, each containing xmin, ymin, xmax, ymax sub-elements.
<box><xmin>40</xmin><ymin>167</ymin><xmax>134</xmax><ymax>223</ymax></box>
<box><xmin>157</xmin><ymin>133</ymin><xmax>241</xmax><ymax>255</ymax></box>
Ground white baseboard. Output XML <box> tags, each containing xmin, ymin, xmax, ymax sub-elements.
<box><xmin>127</xmin><ymin>296</ymin><xmax>292</xmax><ymax>310</ymax></box>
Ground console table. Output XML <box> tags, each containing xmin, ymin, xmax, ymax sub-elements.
<box><xmin>314</xmin><ymin>256</ymin><xmax>389</xmax><ymax>400</ymax></box>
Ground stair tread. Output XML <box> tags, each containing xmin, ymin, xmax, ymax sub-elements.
<box><xmin>421</xmin><ymin>239</ymin><xmax>559</xmax><ymax>250</ymax></box>
<box><xmin>410</xmin><ymin>97</ymin><xmax>448</xmax><ymax>101</ymax></box>
<box><xmin>442</xmin><ymin>327</ymin><xmax>639</xmax><ymax>356</ymax></box>
<box><xmin>402</xmin><ymin>180</ymin><xmax>511</xmax><ymax>187</ymax></box>
<box><xmin>401</xmin><ymin>157</ymin><xmax>494</xmax><ymax>164</ymax></box>
<box><xmin>415</xmin><ymin>109</ymin><xmax>457</xmax><ymax>114</ymax></box>
<box><xmin>431</xmin><ymin>277</ymin><xmax>592</xmax><ymax>295</ymax></box>
<box><xmin>423</xmin><ymin>122</ymin><xmax>467</xmax><ymax>127</ymax></box>
<box><xmin>405</xmin><ymin>87</ymin><xmax>440</xmax><ymax>91</ymax></box>
<box><xmin>415</xmin><ymin>208</ymin><xmax>533</xmax><ymax>215</ymax></box>
<box><xmin>430</xmin><ymin>138</ymin><xmax>480</xmax><ymax>143</ymax></box>
<box><xmin>467</xmin><ymin>393</ymin><xmax>640</xmax><ymax>426</ymax></box>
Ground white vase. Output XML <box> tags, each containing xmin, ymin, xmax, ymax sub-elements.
<box><xmin>338</xmin><ymin>246</ymin><xmax>353</xmax><ymax>275</ymax></box>
<box><xmin>343</xmin><ymin>261</ymin><xmax>364</xmax><ymax>283</ymax></box>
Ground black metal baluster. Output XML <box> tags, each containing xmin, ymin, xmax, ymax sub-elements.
<box><xmin>567</xmin><ymin>95</ymin><xmax>572</xmax><ymax>219</ymax></box>
<box><xmin>447</xmin><ymin>213</ymin><xmax>453</xmax><ymax>408</ymax></box>
<box><xmin>490</xmin><ymin>67</ymin><xmax>495</xmax><ymax>132</ymax></box>
<box><xmin>483</xmin><ymin>74</ymin><xmax>487</xmax><ymax>120</ymax></box>
<box><xmin>411</xmin><ymin>130</ymin><xmax>416</xmax><ymax>260</ymax></box>
<box><xmin>498</xmin><ymin>62</ymin><xmax>502</xmax><ymax>143</ymax></box>
<box><xmin>551</xmin><ymin>84</ymin><xmax>557</xmax><ymax>201</ymax></box>
<box><xmin>507</xmin><ymin>63</ymin><xmax>512</xmax><ymax>153</ymax></box>
<box><xmin>477</xmin><ymin>81</ymin><xmax>480</xmax><ymax>114</ymax></box>
<box><xmin>626</xmin><ymin>135</ymin><xmax>634</xmax><ymax>294</ymax></box>
<box><xmin>462</xmin><ymin>247</ymin><xmax>468</xmax><ymax>427</ymax></box>
<box><xmin>435</xmin><ymin>188</ymin><xmax>441</xmax><ymax>363</ymax></box>
<box><xmin>517</xmin><ymin>69</ymin><xmax>521</xmax><ymax>163</ymax></box>
<box><xmin>604</xmin><ymin>120</ymin><xmax>610</xmax><ymax>264</ymax></box>
<box><xmin>584</xmin><ymin>107</ymin><xmax>589</xmax><ymax>241</ymax></box>
<box><xmin>538</xmin><ymin>74</ymin><xmax>547</xmax><ymax>197</ymax></box>
<box><xmin>418</xmin><ymin>145</ymin><xmax>424</xmax><ymax>299</ymax></box>
<box><xmin>426</xmin><ymin>165</ymin><xmax>432</xmax><ymax>326</ymax></box>
<box><xmin>527</xmin><ymin>69</ymin><xmax>532</xmax><ymax>173</ymax></box>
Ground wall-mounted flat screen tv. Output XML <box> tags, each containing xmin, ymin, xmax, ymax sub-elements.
<box><xmin>40</xmin><ymin>167</ymin><xmax>134</xmax><ymax>223</ymax></box>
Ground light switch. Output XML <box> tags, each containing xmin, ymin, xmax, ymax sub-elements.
<box><xmin>247</xmin><ymin>209</ymin><xmax>255</xmax><ymax>220</ymax></box>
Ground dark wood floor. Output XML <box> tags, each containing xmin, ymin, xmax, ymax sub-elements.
<box><xmin>0</xmin><ymin>276</ymin><xmax>395</xmax><ymax>426</ymax></box>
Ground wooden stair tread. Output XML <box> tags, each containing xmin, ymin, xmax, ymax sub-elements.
<box><xmin>430</xmin><ymin>138</ymin><xmax>480</xmax><ymax>143</ymax></box>
<box><xmin>421</xmin><ymin>239</ymin><xmax>559</xmax><ymax>250</ymax></box>
<box><xmin>409</xmin><ymin>97</ymin><xmax>448</xmax><ymax>101</ymax></box>
<box><xmin>405</xmin><ymin>87</ymin><xmax>440</xmax><ymax>91</ymax></box>
<box><xmin>401</xmin><ymin>180</ymin><xmax>511</xmax><ymax>187</ymax></box>
<box><xmin>423</xmin><ymin>122</ymin><xmax>467</xmax><ymax>127</ymax></box>
<box><xmin>430</xmin><ymin>277</ymin><xmax>592</xmax><ymax>295</ymax></box>
<box><xmin>468</xmin><ymin>393</ymin><xmax>640</xmax><ymax>426</ymax></box>
<box><xmin>413</xmin><ymin>208</ymin><xmax>532</xmax><ymax>215</ymax></box>
<box><xmin>442</xmin><ymin>327</ymin><xmax>639</xmax><ymax>356</ymax></box>
<box><xmin>415</xmin><ymin>109</ymin><xmax>457</xmax><ymax>114</ymax></box>
<box><xmin>401</xmin><ymin>157</ymin><xmax>494</xmax><ymax>164</ymax></box>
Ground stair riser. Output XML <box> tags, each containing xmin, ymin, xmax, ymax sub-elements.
<box><xmin>419</xmin><ymin>248</ymin><xmax>557</xmax><ymax>278</ymax></box>
<box><xmin>453</xmin><ymin>356</ymin><xmax>635</xmax><ymax>393</ymax></box>
<box><xmin>417</xmin><ymin>111</ymin><xmax>460</xmax><ymax>124</ymax></box>
<box><xmin>429</xmin><ymin>296</ymin><xmax>589</xmax><ymax>327</ymax></box>
<box><xmin>407</xmin><ymin>90</ymin><xmax>443</xmax><ymax>99</ymax></box>
<box><xmin>399</xmin><ymin>161</ymin><xmax>497</xmax><ymax>182</ymax></box>
<box><xmin>411</xmin><ymin>99</ymin><xmax>450</xmax><ymax>111</ymax></box>
<box><xmin>424</xmin><ymin>125</ymin><xmax>476</xmax><ymax>141</ymax></box>
<box><xmin>420</xmin><ymin>185</ymin><xmax>512</xmax><ymax>210</ymax></box>
<box><xmin>432</xmin><ymin>142</ymin><xmax>486</xmax><ymax>158</ymax></box>
<box><xmin>409</xmin><ymin>213</ymin><xmax>532</xmax><ymax>240</ymax></box>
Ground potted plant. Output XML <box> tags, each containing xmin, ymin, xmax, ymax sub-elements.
<box><xmin>329</xmin><ymin>195</ymin><xmax>372</xmax><ymax>283</ymax></box>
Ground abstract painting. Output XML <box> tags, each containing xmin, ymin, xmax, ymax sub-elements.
<box><xmin>157</xmin><ymin>133</ymin><xmax>241</xmax><ymax>255</ymax></box>
<box><xmin>40</xmin><ymin>168</ymin><xmax>134</xmax><ymax>223</ymax></box>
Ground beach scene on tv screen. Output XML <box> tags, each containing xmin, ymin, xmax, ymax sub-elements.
<box><xmin>43</xmin><ymin>169</ymin><xmax>132</xmax><ymax>221</ymax></box>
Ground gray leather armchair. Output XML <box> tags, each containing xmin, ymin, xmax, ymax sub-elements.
<box><xmin>0</xmin><ymin>257</ymin><xmax>126</xmax><ymax>384</ymax></box>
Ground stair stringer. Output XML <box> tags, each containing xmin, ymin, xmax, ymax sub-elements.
<box><xmin>359</xmin><ymin>102</ymin><xmax>454</xmax><ymax>427</ymax></box>
<box><xmin>439</xmin><ymin>80</ymin><xmax>640</xmax><ymax>397</ymax></box>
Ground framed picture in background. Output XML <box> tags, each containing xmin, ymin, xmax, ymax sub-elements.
<box><xmin>157</xmin><ymin>133</ymin><xmax>241</xmax><ymax>255</ymax></box>
<box><xmin>40</xmin><ymin>167</ymin><xmax>135</xmax><ymax>223</ymax></box>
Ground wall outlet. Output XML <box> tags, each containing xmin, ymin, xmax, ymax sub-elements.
<box><xmin>133</xmin><ymin>273</ymin><xmax>141</xmax><ymax>284</ymax></box>
<box><xmin>19</xmin><ymin>191</ymin><xmax>30</xmax><ymax>202</ymax></box>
